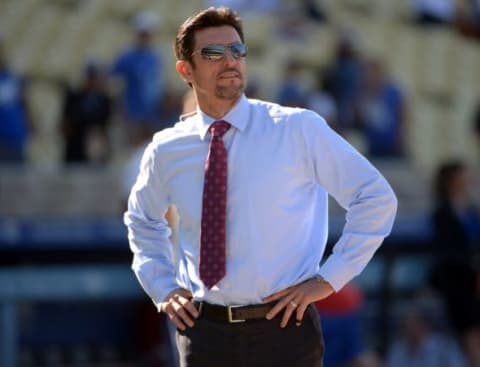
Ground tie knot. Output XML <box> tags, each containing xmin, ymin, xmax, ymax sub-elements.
<box><xmin>210</xmin><ymin>120</ymin><xmax>231</xmax><ymax>138</ymax></box>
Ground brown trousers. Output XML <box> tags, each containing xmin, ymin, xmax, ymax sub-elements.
<box><xmin>176</xmin><ymin>304</ymin><xmax>324</xmax><ymax>367</ymax></box>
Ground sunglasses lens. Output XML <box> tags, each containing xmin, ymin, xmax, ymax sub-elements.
<box><xmin>201</xmin><ymin>46</ymin><xmax>225</xmax><ymax>60</ymax></box>
<box><xmin>231</xmin><ymin>43</ymin><xmax>247</xmax><ymax>58</ymax></box>
<box><xmin>199</xmin><ymin>43</ymin><xmax>247</xmax><ymax>61</ymax></box>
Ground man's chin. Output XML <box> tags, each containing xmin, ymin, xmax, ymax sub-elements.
<box><xmin>216</xmin><ymin>85</ymin><xmax>245</xmax><ymax>100</ymax></box>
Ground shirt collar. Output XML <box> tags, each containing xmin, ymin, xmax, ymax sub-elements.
<box><xmin>196</xmin><ymin>94</ymin><xmax>249</xmax><ymax>140</ymax></box>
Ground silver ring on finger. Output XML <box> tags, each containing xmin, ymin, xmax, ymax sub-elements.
<box><xmin>289</xmin><ymin>300</ymin><xmax>298</xmax><ymax>308</ymax></box>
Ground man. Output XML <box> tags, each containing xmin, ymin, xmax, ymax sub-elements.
<box><xmin>0</xmin><ymin>39</ymin><xmax>32</xmax><ymax>164</ymax></box>
<box><xmin>355</xmin><ymin>58</ymin><xmax>406</xmax><ymax>158</ymax></box>
<box><xmin>124</xmin><ymin>7</ymin><xmax>397</xmax><ymax>367</ymax></box>
<box><xmin>111</xmin><ymin>10</ymin><xmax>164</xmax><ymax>146</ymax></box>
<box><xmin>60</xmin><ymin>61</ymin><xmax>111</xmax><ymax>164</ymax></box>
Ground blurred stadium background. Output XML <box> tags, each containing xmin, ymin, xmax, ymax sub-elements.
<box><xmin>0</xmin><ymin>0</ymin><xmax>479</xmax><ymax>366</ymax></box>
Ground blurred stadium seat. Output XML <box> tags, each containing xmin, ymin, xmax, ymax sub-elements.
<box><xmin>0</xmin><ymin>166</ymin><xmax>121</xmax><ymax>217</ymax></box>
<box><xmin>0</xmin><ymin>0</ymin><xmax>39</xmax><ymax>46</ymax></box>
<box><xmin>26</xmin><ymin>81</ymin><xmax>63</xmax><ymax>166</ymax></box>
<box><xmin>0</xmin><ymin>0</ymin><xmax>477</xmax><ymax>171</ymax></box>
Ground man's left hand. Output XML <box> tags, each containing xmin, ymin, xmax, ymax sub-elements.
<box><xmin>263</xmin><ymin>277</ymin><xmax>335</xmax><ymax>328</ymax></box>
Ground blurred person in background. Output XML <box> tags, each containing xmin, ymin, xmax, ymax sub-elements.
<box><xmin>121</xmin><ymin>89</ymin><xmax>183</xmax><ymax>207</ymax></box>
<box><xmin>274</xmin><ymin>0</ymin><xmax>328</xmax><ymax>39</ymax></box>
<box><xmin>431</xmin><ymin>160</ymin><xmax>480</xmax><ymax>262</ymax></box>
<box><xmin>411</xmin><ymin>0</ymin><xmax>456</xmax><ymax>26</ymax></box>
<box><xmin>0</xmin><ymin>38</ymin><xmax>32</xmax><ymax>164</ymax></box>
<box><xmin>473</xmin><ymin>102</ymin><xmax>480</xmax><ymax>160</ymax></box>
<box><xmin>275</xmin><ymin>59</ymin><xmax>309</xmax><ymax>108</ymax></box>
<box><xmin>120</xmin><ymin>125</ymin><xmax>153</xmax><ymax>210</ymax></box>
<box><xmin>302</xmin><ymin>0</ymin><xmax>328</xmax><ymax>24</ymax></box>
<box><xmin>158</xmin><ymin>90</ymin><xmax>184</xmax><ymax>129</ymax></box>
<box><xmin>120</xmin><ymin>90</ymin><xmax>187</xmax><ymax>212</ymax></box>
<box><xmin>60</xmin><ymin>61</ymin><xmax>112</xmax><ymax>164</ymax></box>
<box><xmin>429</xmin><ymin>160</ymin><xmax>480</xmax><ymax>367</ymax></box>
<box><xmin>456</xmin><ymin>0</ymin><xmax>480</xmax><ymax>39</ymax></box>
<box><xmin>307</xmin><ymin>70</ymin><xmax>338</xmax><ymax>131</ymax></box>
<box><xmin>324</xmin><ymin>31</ymin><xmax>365</xmax><ymax>134</ymax></box>
<box><xmin>111</xmin><ymin>10</ymin><xmax>165</xmax><ymax>148</ymax></box>
<box><xmin>315</xmin><ymin>283</ymin><xmax>382</xmax><ymax>367</ymax></box>
<box><xmin>354</xmin><ymin>58</ymin><xmax>406</xmax><ymax>159</ymax></box>
<box><xmin>385</xmin><ymin>301</ymin><xmax>468</xmax><ymax>367</ymax></box>
<box><xmin>125</xmin><ymin>6</ymin><xmax>397</xmax><ymax>367</ymax></box>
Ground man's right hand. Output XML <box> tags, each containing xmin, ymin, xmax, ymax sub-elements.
<box><xmin>160</xmin><ymin>288</ymin><xmax>199</xmax><ymax>330</ymax></box>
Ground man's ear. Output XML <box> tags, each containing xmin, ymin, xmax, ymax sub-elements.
<box><xmin>176</xmin><ymin>60</ymin><xmax>192</xmax><ymax>83</ymax></box>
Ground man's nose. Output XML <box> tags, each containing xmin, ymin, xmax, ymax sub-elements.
<box><xmin>223</xmin><ymin>49</ymin><xmax>238</xmax><ymax>64</ymax></box>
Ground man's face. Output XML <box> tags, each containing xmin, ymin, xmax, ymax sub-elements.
<box><xmin>181</xmin><ymin>25</ymin><xmax>246</xmax><ymax>103</ymax></box>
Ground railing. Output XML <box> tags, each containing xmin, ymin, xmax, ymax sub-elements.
<box><xmin>0</xmin><ymin>264</ymin><xmax>144</xmax><ymax>367</ymax></box>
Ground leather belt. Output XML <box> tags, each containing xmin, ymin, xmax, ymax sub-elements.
<box><xmin>194</xmin><ymin>301</ymin><xmax>275</xmax><ymax>323</ymax></box>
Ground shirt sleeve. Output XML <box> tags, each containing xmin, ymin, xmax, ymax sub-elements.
<box><xmin>123</xmin><ymin>141</ymin><xmax>180</xmax><ymax>306</ymax></box>
<box><xmin>302</xmin><ymin>111</ymin><xmax>398</xmax><ymax>291</ymax></box>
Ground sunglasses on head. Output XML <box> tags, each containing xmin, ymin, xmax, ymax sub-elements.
<box><xmin>192</xmin><ymin>42</ymin><xmax>248</xmax><ymax>61</ymax></box>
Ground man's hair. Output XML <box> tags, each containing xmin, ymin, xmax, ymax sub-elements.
<box><xmin>174</xmin><ymin>7</ymin><xmax>244</xmax><ymax>64</ymax></box>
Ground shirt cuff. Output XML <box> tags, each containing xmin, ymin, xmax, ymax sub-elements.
<box><xmin>155</xmin><ymin>283</ymin><xmax>183</xmax><ymax>307</ymax></box>
<box><xmin>318</xmin><ymin>253</ymin><xmax>355</xmax><ymax>292</ymax></box>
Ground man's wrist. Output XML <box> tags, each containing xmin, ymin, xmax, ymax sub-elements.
<box><xmin>313</xmin><ymin>274</ymin><xmax>334</xmax><ymax>293</ymax></box>
<box><xmin>313</xmin><ymin>274</ymin><xmax>325</xmax><ymax>283</ymax></box>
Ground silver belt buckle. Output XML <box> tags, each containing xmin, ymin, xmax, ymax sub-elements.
<box><xmin>227</xmin><ymin>305</ymin><xmax>246</xmax><ymax>323</ymax></box>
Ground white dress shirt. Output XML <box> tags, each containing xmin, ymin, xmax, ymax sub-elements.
<box><xmin>124</xmin><ymin>94</ymin><xmax>397</xmax><ymax>308</ymax></box>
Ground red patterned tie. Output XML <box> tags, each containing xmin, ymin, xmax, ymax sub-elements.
<box><xmin>199</xmin><ymin>120</ymin><xmax>231</xmax><ymax>289</ymax></box>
